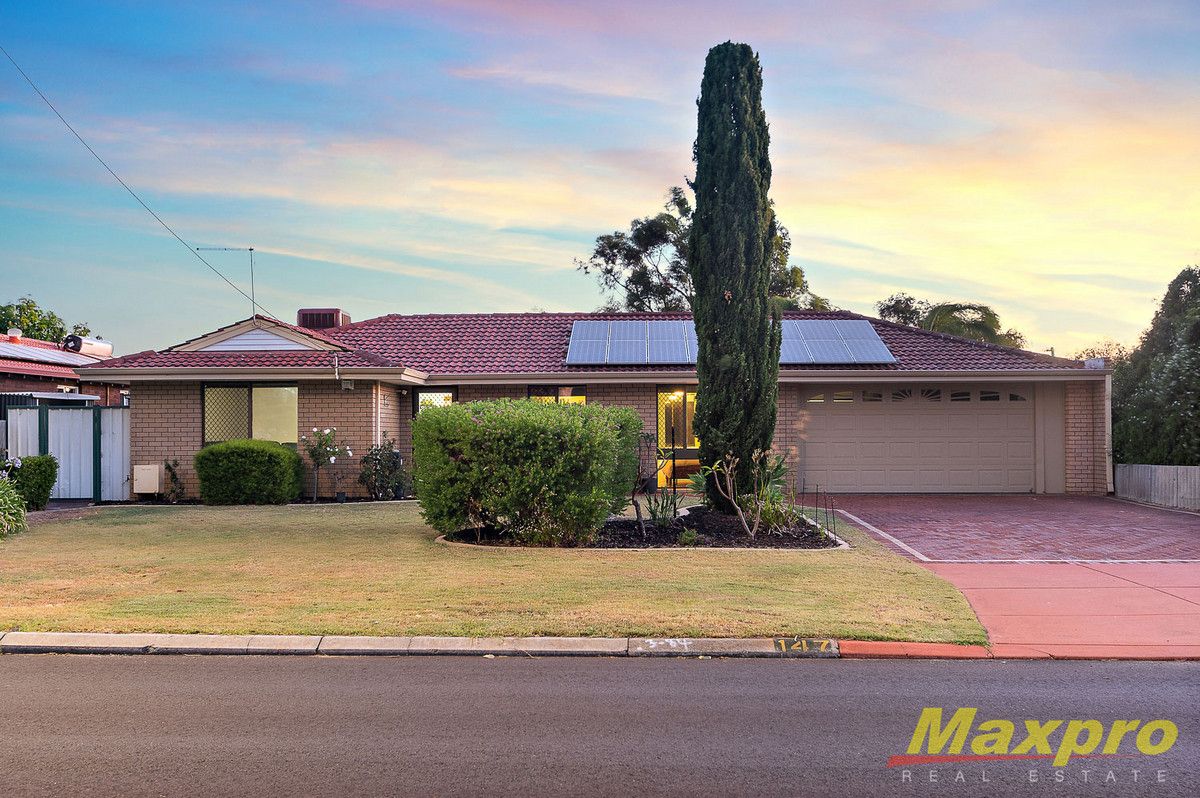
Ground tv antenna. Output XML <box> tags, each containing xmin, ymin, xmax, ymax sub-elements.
<box><xmin>195</xmin><ymin>247</ymin><xmax>261</xmax><ymax>318</ymax></box>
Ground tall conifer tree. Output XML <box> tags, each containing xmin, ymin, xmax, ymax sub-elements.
<box><xmin>688</xmin><ymin>42</ymin><xmax>781</xmax><ymax>509</ymax></box>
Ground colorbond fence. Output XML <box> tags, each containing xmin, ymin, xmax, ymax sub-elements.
<box><xmin>1115</xmin><ymin>464</ymin><xmax>1200</xmax><ymax>511</ymax></box>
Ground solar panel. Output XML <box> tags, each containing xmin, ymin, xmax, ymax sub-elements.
<box><xmin>606</xmin><ymin>338</ymin><xmax>647</xmax><ymax>364</ymax></box>
<box><xmin>565</xmin><ymin>338</ymin><xmax>607</xmax><ymax>365</ymax></box>
<box><xmin>570</xmin><ymin>320</ymin><xmax>609</xmax><ymax>341</ymax></box>
<box><xmin>831</xmin><ymin>320</ymin><xmax>879</xmax><ymax>340</ymax></box>
<box><xmin>0</xmin><ymin>341</ymin><xmax>97</xmax><ymax>366</ymax></box>
<box><xmin>804</xmin><ymin>339</ymin><xmax>854</xmax><ymax>362</ymax></box>
<box><xmin>779</xmin><ymin>338</ymin><xmax>814</xmax><ymax>364</ymax></box>
<box><xmin>844</xmin><ymin>340</ymin><xmax>895</xmax><ymax>363</ymax></box>
<box><xmin>649</xmin><ymin>339</ymin><xmax>690</xmax><ymax>364</ymax></box>
<box><xmin>565</xmin><ymin>317</ymin><xmax>895</xmax><ymax>366</ymax></box>
<box><xmin>609</xmin><ymin>320</ymin><xmax>647</xmax><ymax>341</ymax></box>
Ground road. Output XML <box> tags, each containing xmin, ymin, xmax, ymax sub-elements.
<box><xmin>0</xmin><ymin>656</ymin><xmax>1195</xmax><ymax>797</ymax></box>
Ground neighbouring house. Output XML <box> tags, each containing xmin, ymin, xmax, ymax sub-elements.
<box><xmin>77</xmin><ymin>307</ymin><xmax>1112</xmax><ymax>500</ymax></box>
<box><xmin>0</xmin><ymin>328</ymin><xmax>127</xmax><ymax>409</ymax></box>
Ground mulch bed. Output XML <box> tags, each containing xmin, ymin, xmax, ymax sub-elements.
<box><xmin>447</xmin><ymin>506</ymin><xmax>840</xmax><ymax>550</ymax></box>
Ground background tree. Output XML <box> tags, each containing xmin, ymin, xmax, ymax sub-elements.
<box><xmin>1111</xmin><ymin>267</ymin><xmax>1200</xmax><ymax>465</ymax></box>
<box><xmin>875</xmin><ymin>292</ymin><xmax>1025</xmax><ymax>347</ymax></box>
<box><xmin>688</xmin><ymin>42</ymin><xmax>780</xmax><ymax>511</ymax></box>
<box><xmin>0</xmin><ymin>296</ymin><xmax>91</xmax><ymax>341</ymax></box>
<box><xmin>578</xmin><ymin>186</ymin><xmax>829</xmax><ymax>312</ymax></box>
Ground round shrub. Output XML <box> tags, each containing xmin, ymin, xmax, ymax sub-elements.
<box><xmin>193</xmin><ymin>439</ymin><xmax>303</xmax><ymax>505</ymax></box>
<box><xmin>10</xmin><ymin>454</ymin><xmax>58</xmax><ymax>511</ymax></box>
<box><xmin>0</xmin><ymin>478</ymin><xmax>27</xmax><ymax>537</ymax></box>
<box><xmin>412</xmin><ymin>399</ymin><xmax>642</xmax><ymax>545</ymax></box>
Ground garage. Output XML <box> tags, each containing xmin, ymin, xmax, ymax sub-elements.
<box><xmin>793</xmin><ymin>383</ymin><xmax>1059</xmax><ymax>493</ymax></box>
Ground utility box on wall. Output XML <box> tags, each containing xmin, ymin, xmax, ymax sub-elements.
<box><xmin>132</xmin><ymin>464</ymin><xmax>163</xmax><ymax>494</ymax></box>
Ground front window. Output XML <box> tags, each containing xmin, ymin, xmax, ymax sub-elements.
<box><xmin>203</xmin><ymin>384</ymin><xmax>297</xmax><ymax>445</ymax></box>
<box><xmin>528</xmin><ymin>385</ymin><xmax>587</xmax><ymax>405</ymax></box>
<box><xmin>414</xmin><ymin>388</ymin><xmax>456</xmax><ymax>415</ymax></box>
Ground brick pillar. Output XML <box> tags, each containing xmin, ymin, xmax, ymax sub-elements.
<box><xmin>1065</xmin><ymin>380</ymin><xmax>1109</xmax><ymax>494</ymax></box>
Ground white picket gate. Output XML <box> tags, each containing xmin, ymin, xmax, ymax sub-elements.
<box><xmin>6</xmin><ymin>406</ymin><xmax>131</xmax><ymax>501</ymax></box>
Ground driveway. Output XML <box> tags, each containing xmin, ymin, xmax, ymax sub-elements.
<box><xmin>833</xmin><ymin>494</ymin><xmax>1200</xmax><ymax>562</ymax></box>
<box><xmin>834</xmin><ymin>495</ymin><xmax>1200</xmax><ymax>658</ymax></box>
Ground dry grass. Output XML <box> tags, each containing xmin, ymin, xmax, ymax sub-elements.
<box><xmin>0</xmin><ymin>503</ymin><xmax>985</xmax><ymax>643</ymax></box>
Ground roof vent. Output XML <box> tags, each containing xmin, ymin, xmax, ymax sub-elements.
<box><xmin>297</xmin><ymin>308</ymin><xmax>352</xmax><ymax>330</ymax></box>
<box><xmin>7</xmin><ymin>327</ymin><xmax>21</xmax><ymax>343</ymax></box>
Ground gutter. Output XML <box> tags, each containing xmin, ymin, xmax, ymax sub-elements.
<box><xmin>74</xmin><ymin>366</ymin><xmax>430</xmax><ymax>384</ymax></box>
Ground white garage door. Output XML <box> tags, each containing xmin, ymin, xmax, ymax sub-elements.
<box><xmin>796</xmin><ymin>384</ymin><xmax>1035</xmax><ymax>493</ymax></box>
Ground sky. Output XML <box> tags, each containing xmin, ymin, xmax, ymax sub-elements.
<box><xmin>1</xmin><ymin>0</ymin><xmax>1198</xmax><ymax>356</ymax></box>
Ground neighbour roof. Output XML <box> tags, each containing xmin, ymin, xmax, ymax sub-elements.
<box><xmin>82</xmin><ymin>309</ymin><xmax>1088</xmax><ymax>377</ymax></box>
<box><xmin>0</xmin><ymin>335</ymin><xmax>105</xmax><ymax>380</ymax></box>
<box><xmin>0</xmin><ymin>356</ymin><xmax>83</xmax><ymax>380</ymax></box>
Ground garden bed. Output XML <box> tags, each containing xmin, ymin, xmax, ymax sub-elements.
<box><xmin>446</xmin><ymin>506</ymin><xmax>841</xmax><ymax>549</ymax></box>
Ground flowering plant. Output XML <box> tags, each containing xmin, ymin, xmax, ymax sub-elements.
<box><xmin>299</xmin><ymin>427</ymin><xmax>353</xmax><ymax>501</ymax></box>
<box><xmin>0</xmin><ymin>457</ymin><xmax>22</xmax><ymax>480</ymax></box>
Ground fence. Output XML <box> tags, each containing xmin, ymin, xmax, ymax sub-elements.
<box><xmin>1115</xmin><ymin>464</ymin><xmax>1200</xmax><ymax>512</ymax></box>
<box><xmin>5</xmin><ymin>406</ymin><xmax>131</xmax><ymax>501</ymax></box>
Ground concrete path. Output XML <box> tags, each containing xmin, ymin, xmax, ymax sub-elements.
<box><xmin>0</xmin><ymin>655</ymin><xmax>1195</xmax><ymax>797</ymax></box>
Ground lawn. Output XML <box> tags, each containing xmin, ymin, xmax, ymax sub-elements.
<box><xmin>0</xmin><ymin>503</ymin><xmax>986</xmax><ymax>643</ymax></box>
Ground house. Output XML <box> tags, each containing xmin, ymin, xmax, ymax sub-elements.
<box><xmin>77</xmin><ymin>308</ymin><xmax>1112</xmax><ymax>499</ymax></box>
<box><xmin>1</xmin><ymin>328</ymin><xmax>127</xmax><ymax>408</ymax></box>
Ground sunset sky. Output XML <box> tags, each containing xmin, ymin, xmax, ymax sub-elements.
<box><xmin>2</xmin><ymin>1</ymin><xmax>1197</xmax><ymax>355</ymax></box>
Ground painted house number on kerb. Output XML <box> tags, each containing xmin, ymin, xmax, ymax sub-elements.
<box><xmin>775</xmin><ymin>638</ymin><xmax>838</xmax><ymax>657</ymax></box>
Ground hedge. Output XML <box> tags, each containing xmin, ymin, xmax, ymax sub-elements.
<box><xmin>0</xmin><ymin>478</ymin><xmax>26</xmax><ymax>537</ymax></box>
<box><xmin>193</xmin><ymin>439</ymin><xmax>303</xmax><ymax>505</ymax></box>
<box><xmin>11</xmin><ymin>454</ymin><xmax>58</xmax><ymax>511</ymax></box>
<box><xmin>412</xmin><ymin>399</ymin><xmax>642</xmax><ymax>545</ymax></box>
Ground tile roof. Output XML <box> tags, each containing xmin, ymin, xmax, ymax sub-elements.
<box><xmin>327</xmin><ymin>310</ymin><xmax>1085</xmax><ymax>374</ymax></box>
<box><xmin>85</xmin><ymin>310</ymin><xmax>1087</xmax><ymax>376</ymax></box>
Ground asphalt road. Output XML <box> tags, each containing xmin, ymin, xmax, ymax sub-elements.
<box><xmin>0</xmin><ymin>656</ymin><xmax>1195</xmax><ymax>797</ymax></box>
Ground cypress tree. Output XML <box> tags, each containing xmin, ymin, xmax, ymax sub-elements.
<box><xmin>688</xmin><ymin>42</ymin><xmax>781</xmax><ymax>510</ymax></box>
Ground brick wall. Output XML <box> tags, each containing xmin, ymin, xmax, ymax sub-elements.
<box><xmin>298</xmin><ymin>381</ymin><xmax>379</xmax><ymax>499</ymax></box>
<box><xmin>129</xmin><ymin>379</ymin><xmax>388</xmax><ymax>501</ymax></box>
<box><xmin>1065</xmin><ymin>379</ymin><xmax>1110</xmax><ymax>494</ymax></box>
<box><xmin>130</xmin><ymin>381</ymin><xmax>204</xmax><ymax>496</ymax></box>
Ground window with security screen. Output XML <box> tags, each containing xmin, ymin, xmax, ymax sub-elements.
<box><xmin>203</xmin><ymin>386</ymin><xmax>249</xmax><ymax>444</ymax></box>
<box><xmin>414</xmin><ymin>388</ymin><xmax>456</xmax><ymax>414</ymax></box>
<box><xmin>528</xmin><ymin>386</ymin><xmax>587</xmax><ymax>405</ymax></box>
<box><xmin>203</xmin><ymin>384</ymin><xmax>298</xmax><ymax>445</ymax></box>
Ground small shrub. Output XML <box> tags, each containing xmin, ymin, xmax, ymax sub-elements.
<box><xmin>193</xmin><ymin>439</ymin><xmax>302</xmax><ymax>505</ymax></box>
<box><xmin>163</xmin><ymin>459</ymin><xmax>185</xmax><ymax>503</ymax></box>
<box><xmin>0</xmin><ymin>478</ymin><xmax>27</xmax><ymax>537</ymax></box>
<box><xmin>358</xmin><ymin>434</ymin><xmax>408</xmax><ymax>499</ymax></box>
<box><xmin>299</xmin><ymin>427</ymin><xmax>352</xmax><ymax>501</ymax></box>
<box><xmin>644</xmin><ymin>489</ymin><xmax>679</xmax><ymax>531</ymax></box>
<box><xmin>10</xmin><ymin>455</ymin><xmax>58</xmax><ymax>511</ymax></box>
<box><xmin>412</xmin><ymin>400</ymin><xmax>641</xmax><ymax>545</ymax></box>
<box><xmin>676</xmin><ymin>527</ymin><xmax>699</xmax><ymax>547</ymax></box>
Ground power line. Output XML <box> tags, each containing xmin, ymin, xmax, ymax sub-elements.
<box><xmin>0</xmin><ymin>42</ymin><xmax>279</xmax><ymax>321</ymax></box>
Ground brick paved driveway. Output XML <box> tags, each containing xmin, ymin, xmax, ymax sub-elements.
<box><xmin>834</xmin><ymin>494</ymin><xmax>1200</xmax><ymax>562</ymax></box>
